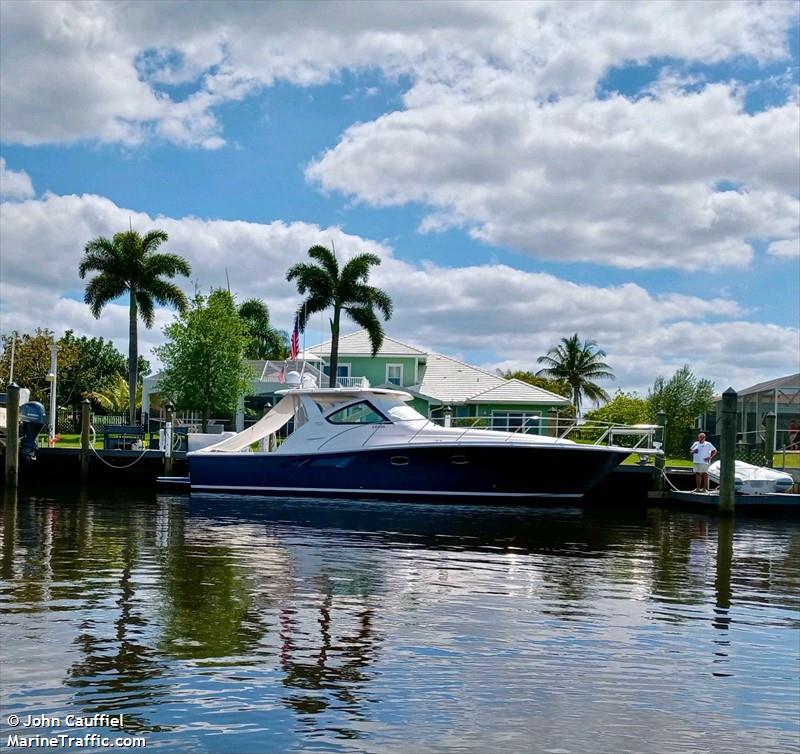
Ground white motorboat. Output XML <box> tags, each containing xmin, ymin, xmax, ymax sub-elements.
<box><xmin>187</xmin><ymin>382</ymin><xmax>638</xmax><ymax>502</ymax></box>
<box><xmin>707</xmin><ymin>460</ymin><xmax>794</xmax><ymax>495</ymax></box>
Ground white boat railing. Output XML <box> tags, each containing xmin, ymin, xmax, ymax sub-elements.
<box><xmin>313</xmin><ymin>415</ymin><xmax>664</xmax><ymax>455</ymax></box>
<box><xmin>426</xmin><ymin>416</ymin><xmax>660</xmax><ymax>447</ymax></box>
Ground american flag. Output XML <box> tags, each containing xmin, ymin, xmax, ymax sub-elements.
<box><xmin>289</xmin><ymin>315</ymin><xmax>300</xmax><ymax>360</ymax></box>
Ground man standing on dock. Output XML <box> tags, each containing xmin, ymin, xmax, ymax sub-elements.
<box><xmin>690</xmin><ymin>432</ymin><xmax>717</xmax><ymax>492</ymax></box>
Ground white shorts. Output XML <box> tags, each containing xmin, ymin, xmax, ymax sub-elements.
<box><xmin>693</xmin><ymin>462</ymin><xmax>709</xmax><ymax>473</ymax></box>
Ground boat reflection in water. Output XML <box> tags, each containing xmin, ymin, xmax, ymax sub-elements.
<box><xmin>188</xmin><ymin>385</ymin><xmax>634</xmax><ymax>501</ymax></box>
<box><xmin>1</xmin><ymin>489</ymin><xmax>798</xmax><ymax>753</ymax></box>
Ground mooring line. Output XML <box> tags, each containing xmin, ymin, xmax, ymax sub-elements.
<box><xmin>86</xmin><ymin>425</ymin><xmax>153</xmax><ymax>469</ymax></box>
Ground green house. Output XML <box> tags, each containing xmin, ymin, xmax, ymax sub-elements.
<box><xmin>307</xmin><ymin>330</ymin><xmax>571</xmax><ymax>432</ymax></box>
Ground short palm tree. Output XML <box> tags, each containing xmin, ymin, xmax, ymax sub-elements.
<box><xmin>536</xmin><ymin>333</ymin><xmax>614</xmax><ymax>415</ymax></box>
<box><xmin>79</xmin><ymin>229</ymin><xmax>191</xmax><ymax>424</ymax></box>
<box><xmin>286</xmin><ymin>245</ymin><xmax>393</xmax><ymax>387</ymax></box>
<box><xmin>238</xmin><ymin>298</ymin><xmax>288</xmax><ymax>360</ymax></box>
<box><xmin>85</xmin><ymin>373</ymin><xmax>142</xmax><ymax>413</ymax></box>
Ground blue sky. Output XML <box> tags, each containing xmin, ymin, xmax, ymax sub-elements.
<box><xmin>1</xmin><ymin>1</ymin><xmax>798</xmax><ymax>393</ymax></box>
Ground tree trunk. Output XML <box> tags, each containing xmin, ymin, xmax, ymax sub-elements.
<box><xmin>328</xmin><ymin>307</ymin><xmax>341</xmax><ymax>388</ymax></box>
<box><xmin>129</xmin><ymin>292</ymin><xmax>138</xmax><ymax>425</ymax></box>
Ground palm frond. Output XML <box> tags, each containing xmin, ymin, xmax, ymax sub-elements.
<box><xmin>345</xmin><ymin>306</ymin><xmax>384</xmax><ymax>355</ymax></box>
<box><xmin>147</xmin><ymin>279</ymin><xmax>190</xmax><ymax>314</ymax></box>
<box><xmin>144</xmin><ymin>252</ymin><xmax>191</xmax><ymax>280</ymax></box>
<box><xmin>306</xmin><ymin>245</ymin><xmax>339</xmax><ymax>280</ymax></box>
<box><xmin>350</xmin><ymin>283</ymin><xmax>393</xmax><ymax>318</ymax></box>
<box><xmin>136</xmin><ymin>291</ymin><xmax>156</xmax><ymax>328</ymax></box>
<box><xmin>83</xmin><ymin>274</ymin><xmax>128</xmax><ymax>318</ymax></box>
<box><xmin>140</xmin><ymin>229</ymin><xmax>169</xmax><ymax>254</ymax></box>
<box><xmin>297</xmin><ymin>294</ymin><xmax>332</xmax><ymax>329</ymax></box>
<box><xmin>79</xmin><ymin>237</ymin><xmax>118</xmax><ymax>278</ymax></box>
<box><xmin>286</xmin><ymin>263</ymin><xmax>336</xmax><ymax>300</ymax></box>
<box><xmin>340</xmin><ymin>253</ymin><xmax>382</xmax><ymax>287</ymax></box>
<box><xmin>238</xmin><ymin>299</ymin><xmax>271</xmax><ymax>327</ymax></box>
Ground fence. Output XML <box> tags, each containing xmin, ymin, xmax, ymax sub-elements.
<box><xmin>56</xmin><ymin>408</ymin><xmax>129</xmax><ymax>434</ymax></box>
<box><xmin>735</xmin><ymin>428</ymin><xmax>798</xmax><ymax>470</ymax></box>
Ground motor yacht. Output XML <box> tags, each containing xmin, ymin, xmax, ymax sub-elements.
<box><xmin>187</xmin><ymin>382</ymin><xmax>633</xmax><ymax>502</ymax></box>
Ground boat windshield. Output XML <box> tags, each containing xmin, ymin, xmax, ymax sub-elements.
<box><xmin>326</xmin><ymin>401</ymin><xmax>389</xmax><ymax>424</ymax></box>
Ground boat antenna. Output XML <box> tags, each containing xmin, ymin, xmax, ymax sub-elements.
<box><xmin>225</xmin><ymin>267</ymin><xmax>231</xmax><ymax>294</ymax></box>
<box><xmin>129</xmin><ymin>216</ymin><xmax>132</xmax><ymax>232</ymax></box>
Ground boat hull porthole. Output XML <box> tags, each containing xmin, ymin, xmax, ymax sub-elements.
<box><xmin>450</xmin><ymin>455</ymin><xmax>469</xmax><ymax>465</ymax></box>
<box><xmin>390</xmin><ymin>456</ymin><xmax>410</xmax><ymax>466</ymax></box>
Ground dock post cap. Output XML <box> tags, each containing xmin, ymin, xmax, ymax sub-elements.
<box><xmin>81</xmin><ymin>397</ymin><xmax>91</xmax><ymax>404</ymax></box>
<box><xmin>8</xmin><ymin>381</ymin><xmax>19</xmax><ymax>389</ymax></box>
<box><xmin>722</xmin><ymin>386</ymin><xmax>737</xmax><ymax>396</ymax></box>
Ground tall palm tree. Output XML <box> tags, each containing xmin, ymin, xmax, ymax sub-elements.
<box><xmin>238</xmin><ymin>298</ymin><xmax>289</xmax><ymax>360</ymax></box>
<box><xmin>79</xmin><ymin>229</ymin><xmax>191</xmax><ymax>424</ymax></box>
<box><xmin>286</xmin><ymin>245</ymin><xmax>393</xmax><ymax>387</ymax></box>
<box><xmin>536</xmin><ymin>333</ymin><xmax>614</xmax><ymax>415</ymax></box>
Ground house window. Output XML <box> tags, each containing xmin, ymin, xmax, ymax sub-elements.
<box><xmin>491</xmin><ymin>411</ymin><xmax>540</xmax><ymax>433</ymax></box>
<box><xmin>323</xmin><ymin>363</ymin><xmax>351</xmax><ymax>379</ymax></box>
<box><xmin>386</xmin><ymin>364</ymin><xmax>403</xmax><ymax>386</ymax></box>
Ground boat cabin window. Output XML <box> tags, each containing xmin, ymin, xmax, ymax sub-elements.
<box><xmin>326</xmin><ymin>401</ymin><xmax>389</xmax><ymax>425</ymax></box>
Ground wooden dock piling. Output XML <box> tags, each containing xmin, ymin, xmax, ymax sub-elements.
<box><xmin>80</xmin><ymin>399</ymin><xmax>91</xmax><ymax>481</ymax></box>
<box><xmin>719</xmin><ymin>387</ymin><xmax>737</xmax><ymax>515</ymax></box>
<box><xmin>764</xmin><ymin>411</ymin><xmax>776</xmax><ymax>468</ymax></box>
<box><xmin>4</xmin><ymin>383</ymin><xmax>20</xmax><ymax>489</ymax></box>
<box><xmin>654</xmin><ymin>410</ymin><xmax>666</xmax><ymax>493</ymax></box>
<box><xmin>164</xmin><ymin>402</ymin><xmax>174</xmax><ymax>476</ymax></box>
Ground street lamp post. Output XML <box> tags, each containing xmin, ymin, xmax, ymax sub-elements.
<box><xmin>46</xmin><ymin>344</ymin><xmax>59</xmax><ymax>447</ymax></box>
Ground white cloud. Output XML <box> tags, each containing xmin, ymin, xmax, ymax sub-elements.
<box><xmin>0</xmin><ymin>158</ymin><xmax>35</xmax><ymax>200</ymax></box>
<box><xmin>1</xmin><ymin>1</ymin><xmax>795</xmax><ymax>148</ymax></box>
<box><xmin>767</xmin><ymin>237</ymin><xmax>800</xmax><ymax>259</ymax></box>
<box><xmin>308</xmin><ymin>85</ymin><xmax>799</xmax><ymax>270</ymax></box>
<box><xmin>2</xmin><ymin>2</ymin><xmax>796</xmax><ymax>272</ymax></box>
<box><xmin>1</xmin><ymin>192</ymin><xmax>797</xmax><ymax>394</ymax></box>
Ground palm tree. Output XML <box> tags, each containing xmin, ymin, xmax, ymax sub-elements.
<box><xmin>84</xmin><ymin>373</ymin><xmax>141</xmax><ymax>413</ymax></box>
<box><xmin>536</xmin><ymin>333</ymin><xmax>614</xmax><ymax>415</ymax></box>
<box><xmin>238</xmin><ymin>298</ymin><xmax>288</xmax><ymax>360</ymax></box>
<box><xmin>286</xmin><ymin>245</ymin><xmax>393</xmax><ymax>387</ymax></box>
<box><xmin>79</xmin><ymin>229</ymin><xmax>191</xmax><ymax>424</ymax></box>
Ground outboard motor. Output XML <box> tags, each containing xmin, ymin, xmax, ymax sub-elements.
<box><xmin>19</xmin><ymin>401</ymin><xmax>46</xmax><ymax>460</ymax></box>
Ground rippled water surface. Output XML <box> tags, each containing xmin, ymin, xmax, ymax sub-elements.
<box><xmin>1</xmin><ymin>489</ymin><xmax>799</xmax><ymax>753</ymax></box>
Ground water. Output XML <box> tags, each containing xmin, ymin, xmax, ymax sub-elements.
<box><xmin>1</xmin><ymin>489</ymin><xmax>798</xmax><ymax>753</ymax></box>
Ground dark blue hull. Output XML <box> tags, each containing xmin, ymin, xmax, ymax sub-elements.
<box><xmin>188</xmin><ymin>444</ymin><xmax>629</xmax><ymax>502</ymax></box>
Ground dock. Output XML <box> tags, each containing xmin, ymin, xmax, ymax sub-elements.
<box><xmin>18</xmin><ymin>447</ymin><xmax>187</xmax><ymax>484</ymax></box>
<box><xmin>666</xmin><ymin>489</ymin><xmax>800</xmax><ymax>510</ymax></box>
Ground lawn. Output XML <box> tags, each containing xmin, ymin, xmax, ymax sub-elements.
<box><xmin>622</xmin><ymin>454</ymin><xmax>798</xmax><ymax>469</ymax></box>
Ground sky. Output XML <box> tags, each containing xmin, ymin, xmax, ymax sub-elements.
<box><xmin>0</xmin><ymin>0</ymin><xmax>798</xmax><ymax>396</ymax></box>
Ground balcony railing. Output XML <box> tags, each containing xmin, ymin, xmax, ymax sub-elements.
<box><xmin>336</xmin><ymin>376</ymin><xmax>371</xmax><ymax>388</ymax></box>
